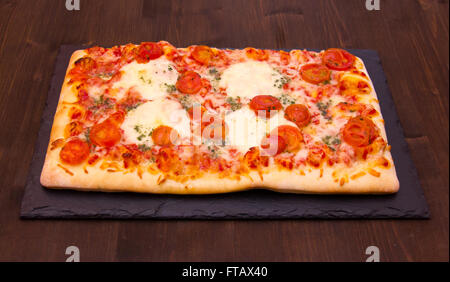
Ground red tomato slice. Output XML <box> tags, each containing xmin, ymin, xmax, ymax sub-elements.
<box><xmin>176</xmin><ymin>71</ymin><xmax>202</xmax><ymax>94</ymax></box>
<box><xmin>191</xmin><ymin>45</ymin><xmax>214</xmax><ymax>65</ymax></box>
<box><xmin>273</xmin><ymin>125</ymin><xmax>303</xmax><ymax>152</ymax></box>
<box><xmin>90</xmin><ymin>120</ymin><xmax>122</xmax><ymax>148</ymax></box>
<box><xmin>322</xmin><ymin>48</ymin><xmax>355</xmax><ymax>71</ymax></box>
<box><xmin>136</xmin><ymin>42</ymin><xmax>163</xmax><ymax>63</ymax></box>
<box><xmin>300</xmin><ymin>64</ymin><xmax>331</xmax><ymax>84</ymax></box>
<box><xmin>152</xmin><ymin>125</ymin><xmax>180</xmax><ymax>146</ymax></box>
<box><xmin>284</xmin><ymin>104</ymin><xmax>311</xmax><ymax>128</ymax></box>
<box><xmin>249</xmin><ymin>95</ymin><xmax>282</xmax><ymax>118</ymax></box>
<box><xmin>342</xmin><ymin>116</ymin><xmax>376</xmax><ymax>147</ymax></box>
<box><xmin>261</xmin><ymin>134</ymin><xmax>287</xmax><ymax>156</ymax></box>
<box><xmin>59</xmin><ymin>138</ymin><xmax>90</xmax><ymax>165</ymax></box>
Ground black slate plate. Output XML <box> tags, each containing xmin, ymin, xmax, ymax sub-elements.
<box><xmin>20</xmin><ymin>45</ymin><xmax>429</xmax><ymax>219</ymax></box>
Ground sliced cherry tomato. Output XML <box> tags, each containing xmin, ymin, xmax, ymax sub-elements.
<box><xmin>322</xmin><ymin>48</ymin><xmax>355</xmax><ymax>71</ymax></box>
<box><xmin>261</xmin><ymin>134</ymin><xmax>287</xmax><ymax>156</ymax></box>
<box><xmin>342</xmin><ymin>116</ymin><xmax>379</xmax><ymax>147</ymax></box>
<box><xmin>300</xmin><ymin>64</ymin><xmax>331</xmax><ymax>84</ymax></box>
<box><xmin>152</xmin><ymin>125</ymin><xmax>180</xmax><ymax>146</ymax></box>
<box><xmin>249</xmin><ymin>95</ymin><xmax>282</xmax><ymax>118</ymax></box>
<box><xmin>176</xmin><ymin>71</ymin><xmax>202</xmax><ymax>94</ymax></box>
<box><xmin>136</xmin><ymin>42</ymin><xmax>163</xmax><ymax>63</ymax></box>
<box><xmin>191</xmin><ymin>45</ymin><xmax>214</xmax><ymax>65</ymax></box>
<box><xmin>59</xmin><ymin>138</ymin><xmax>90</xmax><ymax>165</ymax></box>
<box><xmin>273</xmin><ymin>125</ymin><xmax>303</xmax><ymax>152</ymax></box>
<box><xmin>245</xmin><ymin>47</ymin><xmax>269</xmax><ymax>61</ymax></box>
<box><xmin>74</xmin><ymin>57</ymin><xmax>97</xmax><ymax>72</ymax></box>
<box><xmin>284</xmin><ymin>104</ymin><xmax>311</xmax><ymax>128</ymax></box>
<box><xmin>90</xmin><ymin>120</ymin><xmax>122</xmax><ymax>148</ymax></box>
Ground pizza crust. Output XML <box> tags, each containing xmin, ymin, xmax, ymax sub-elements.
<box><xmin>41</xmin><ymin>156</ymin><xmax>399</xmax><ymax>194</ymax></box>
<box><xmin>40</xmin><ymin>48</ymin><xmax>400</xmax><ymax>195</ymax></box>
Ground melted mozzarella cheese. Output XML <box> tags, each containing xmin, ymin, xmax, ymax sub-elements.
<box><xmin>224</xmin><ymin>107</ymin><xmax>297</xmax><ymax>154</ymax></box>
<box><xmin>225</xmin><ymin>107</ymin><xmax>267</xmax><ymax>153</ymax></box>
<box><xmin>112</xmin><ymin>58</ymin><xmax>178</xmax><ymax>100</ymax></box>
<box><xmin>219</xmin><ymin>61</ymin><xmax>284</xmax><ymax>99</ymax></box>
<box><xmin>121</xmin><ymin>99</ymin><xmax>190</xmax><ymax>146</ymax></box>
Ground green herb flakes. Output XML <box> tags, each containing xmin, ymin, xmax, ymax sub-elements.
<box><xmin>316</xmin><ymin>100</ymin><xmax>332</xmax><ymax>120</ymax></box>
<box><xmin>279</xmin><ymin>93</ymin><xmax>296</xmax><ymax>106</ymax></box>
<box><xmin>138</xmin><ymin>144</ymin><xmax>151</xmax><ymax>152</ymax></box>
<box><xmin>226</xmin><ymin>96</ymin><xmax>242</xmax><ymax>111</ymax></box>
<box><xmin>322</xmin><ymin>135</ymin><xmax>341</xmax><ymax>151</ymax></box>
<box><xmin>164</xmin><ymin>83</ymin><xmax>176</xmax><ymax>93</ymax></box>
<box><xmin>178</xmin><ymin>95</ymin><xmax>194</xmax><ymax>110</ymax></box>
<box><xmin>274</xmin><ymin>76</ymin><xmax>291</xmax><ymax>89</ymax></box>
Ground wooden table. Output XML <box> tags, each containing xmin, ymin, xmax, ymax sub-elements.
<box><xmin>0</xmin><ymin>0</ymin><xmax>448</xmax><ymax>262</ymax></box>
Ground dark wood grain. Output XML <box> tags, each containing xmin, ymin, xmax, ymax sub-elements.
<box><xmin>0</xmin><ymin>0</ymin><xmax>448</xmax><ymax>262</ymax></box>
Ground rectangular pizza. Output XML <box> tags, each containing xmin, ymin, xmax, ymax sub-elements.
<box><xmin>40</xmin><ymin>41</ymin><xmax>399</xmax><ymax>194</ymax></box>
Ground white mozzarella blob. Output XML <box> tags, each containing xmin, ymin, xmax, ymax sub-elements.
<box><xmin>224</xmin><ymin>107</ymin><xmax>297</xmax><ymax>154</ymax></box>
<box><xmin>112</xmin><ymin>58</ymin><xmax>178</xmax><ymax>100</ymax></box>
<box><xmin>219</xmin><ymin>61</ymin><xmax>284</xmax><ymax>99</ymax></box>
<box><xmin>121</xmin><ymin>99</ymin><xmax>191</xmax><ymax>146</ymax></box>
<box><xmin>224</xmin><ymin>107</ymin><xmax>268</xmax><ymax>153</ymax></box>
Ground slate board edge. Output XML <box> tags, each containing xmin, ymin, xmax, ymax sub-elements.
<box><xmin>20</xmin><ymin>45</ymin><xmax>430</xmax><ymax>220</ymax></box>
